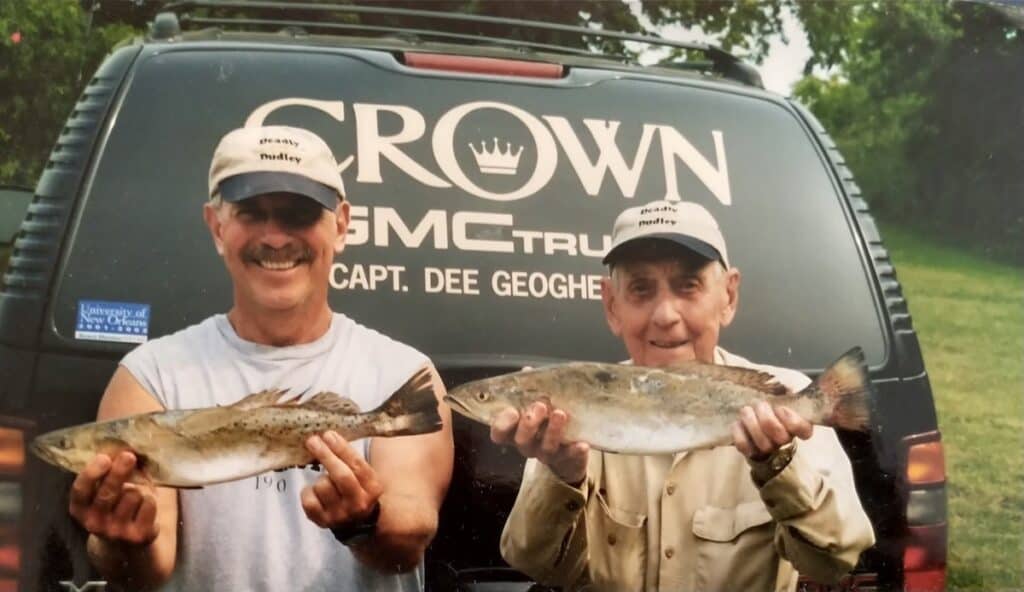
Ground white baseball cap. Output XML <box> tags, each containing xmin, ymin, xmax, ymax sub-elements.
<box><xmin>208</xmin><ymin>126</ymin><xmax>346</xmax><ymax>209</ymax></box>
<box><xmin>603</xmin><ymin>200</ymin><xmax>730</xmax><ymax>268</ymax></box>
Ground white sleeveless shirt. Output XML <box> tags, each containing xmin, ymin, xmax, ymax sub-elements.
<box><xmin>121</xmin><ymin>313</ymin><xmax>429</xmax><ymax>592</ymax></box>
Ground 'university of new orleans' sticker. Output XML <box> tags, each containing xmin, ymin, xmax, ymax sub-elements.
<box><xmin>75</xmin><ymin>300</ymin><xmax>150</xmax><ymax>344</ymax></box>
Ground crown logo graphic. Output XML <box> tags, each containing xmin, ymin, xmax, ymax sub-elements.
<box><xmin>469</xmin><ymin>137</ymin><xmax>524</xmax><ymax>176</ymax></box>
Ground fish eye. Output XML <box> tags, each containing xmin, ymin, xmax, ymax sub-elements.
<box><xmin>59</xmin><ymin>436</ymin><xmax>70</xmax><ymax>449</ymax></box>
<box><xmin>476</xmin><ymin>392</ymin><xmax>488</xmax><ymax>401</ymax></box>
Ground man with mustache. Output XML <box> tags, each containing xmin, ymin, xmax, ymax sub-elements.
<box><xmin>494</xmin><ymin>201</ymin><xmax>874</xmax><ymax>591</ymax></box>
<box><xmin>64</xmin><ymin>126</ymin><xmax>454</xmax><ymax>591</ymax></box>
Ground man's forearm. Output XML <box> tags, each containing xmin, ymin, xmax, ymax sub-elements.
<box><xmin>759</xmin><ymin>449</ymin><xmax>875</xmax><ymax>583</ymax></box>
<box><xmin>500</xmin><ymin>460</ymin><xmax>590</xmax><ymax>587</ymax></box>
<box><xmin>86</xmin><ymin>533</ymin><xmax>175</xmax><ymax>591</ymax></box>
<box><xmin>348</xmin><ymin>492</ymin><xmax>438</xmax><ymax>573</ymax></box>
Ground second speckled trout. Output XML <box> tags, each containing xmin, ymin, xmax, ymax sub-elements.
<box><xmin>31</xmin><ymin>368</ymin><xmax>441</xmax><ymax>487</ymax></box>
<box><xmin>446</xmin><ymin>348</ymin><xmax>871</xmax><ymax>454</ymax></box>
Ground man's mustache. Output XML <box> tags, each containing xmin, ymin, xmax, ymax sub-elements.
<box><xmin>243</xmin><ymin>244</ymin><xmax>314</xmax><ymax>264</ymax></box>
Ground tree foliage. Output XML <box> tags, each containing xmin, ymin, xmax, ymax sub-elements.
<box><xmin>1</xmin><ymin>0</ymin><xmax>1019</xmax><ymax>260</ymax></box>
<box><xmin>794</xmin><ymin>1</ymin><xmax>1022</xmax><ymax>261</ymax></box>
<box><xmin>0</xmin><ymin>0</ymin><xmax>137</xmax><ymax>187</ymax></box>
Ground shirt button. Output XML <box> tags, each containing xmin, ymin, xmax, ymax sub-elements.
<box><xmin>607</xmin><ymin>534</ymin><xmax>617</xmax><ymax>546</ymax></box>
<box><xmin>665</xmin><ymin>548</ymin><xmax>675</xmax><ymax>559</ymax></box>
<box><xmin>565</xmin><ymin>500</ymin><xmax>580</xmax><ymax>511</ymax></box>
<box><xmin>666</xmin><ymin>483</ymin><xmax>676</xmax><ymax>495</ymax></box>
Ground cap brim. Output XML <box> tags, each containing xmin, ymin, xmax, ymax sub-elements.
<box><xmin>602</xmin><ymin>233</ymin><xmax>723</xmax><ymax>265</ymax></box>
<box><xmin>218</xmin><ymin>172</ymin><xmax>340</xmax><ymax>209</ymax></box>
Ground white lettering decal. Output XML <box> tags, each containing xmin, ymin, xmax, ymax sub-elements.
<box><xmin>354</xmin><ymin>104</ymin><xmax>450</xmax><ymax>187</ymax></box>
<box><xmin>452</xmin><ymin>212</ymin><xmax>514</xmax><ymax>253</ymax></box>
<box><xmin>491</xmin><ymin>270</ymin><xmax>602</xmax><ymax>300</ymax></box>
<box><xmin>433</xmin><ymin>101</ymin><xmax>557</xmax><ymax>201</ymax></box>
<box><xmin>543</xmin><ymin>232</ymin><xmax>578</xmax><ymax>256</ymax></box>
<box><xmin>545</xmin><ymin>117</ymin><xmax>657</xmax><ymax>198</ymax></box>
<box><xmin>511</xmin><ymin>230</ymin><xmax>544</xmax><ymax>254</ymax></box>
<box><xmin>659</xmin><ymin>128</ymin><xmax>731</xmax><ymax>205</ymax></box>
<box><xmin>331</xmin><ymin>263</ymin><xmax>406</xmax><ymax>291</ymax></box>
<box><xmin>374</xmin><ymin>209</ymin><xmax>448</xmax><ymax>249</ymax></box>
<box><xmin>341</xmin><ymin>207</ymin><xmax>611</xmax><ymax>258</ymax></box>
<box><xmin>424</xmin><ymin>267</ymin><xmax>444</xmax><ymax>294</ymax></box>
<box><xmin>424</xmin><ymin>267</ymin><xmax>479</xmax><ymax>295</ymax></box>
<box><xmin>579</xmin><ymin>233</ymin><xmax>610</xmax><ymax>258</ymax></box>
<box><xmin>347</xmin><ymin>205</ymin><xmax>369</xmax><ymax>246</ymax></box>
<box><xmin>246</xmin><ymin>99</ymin><xmax>734</xmax><ymax>206</ymax></box>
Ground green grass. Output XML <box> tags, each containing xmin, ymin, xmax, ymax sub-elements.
<box><xmin>883</xmin><ymin>224</ymin><xmax>1024</xmax><ymax>591</ymax></box>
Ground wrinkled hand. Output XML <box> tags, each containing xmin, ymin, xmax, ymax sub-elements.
<box><xmin>732</xmin><ymin>401</ymin><xmax>814</xmax><ymax>460</ymax></box>
<box><xmin>302</xmin><ymin>431</ymin><xmax>383</xmax><ymax>529</ymax></box>
<box><xmin>490</xmin><ymin>401</ymin><xmax>589</xmax><ymax>485</ymax></box>
<box><xmin>69</xmin><ymin>451</ymin><xmax>160</xmax><ymax>546</ymax></box>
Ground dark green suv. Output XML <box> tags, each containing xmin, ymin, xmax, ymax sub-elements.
<box><xmin>0</xmin><ymin>4</ymin><xmax>945</xmax><ymax>591</ymax></box>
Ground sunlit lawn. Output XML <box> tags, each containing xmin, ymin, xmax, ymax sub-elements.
<box><xmin>883</xmin><ymin>225</ymin><xmax>1023</xmax><ymax>591</ymax></box>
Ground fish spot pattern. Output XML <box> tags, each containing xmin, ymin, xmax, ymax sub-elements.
<box><xmin>633</xmin><ymin>374</ymin><xmax>665</xmax><ymax>395</ymax></box>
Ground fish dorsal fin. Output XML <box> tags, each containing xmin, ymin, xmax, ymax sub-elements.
<box><xmin>227</xmin><ymin>388</ymin><xmax>294</xmax><ymax>411</ymax></box>
<box><xmin>665</xmin><ymin>362</ymin><xmax>790</xmax><ymax>396</ymax></box>
<box><xmin>298</xmin><ymin>392</ymin><xmax>361</xmax><ymax>415</ymax></box>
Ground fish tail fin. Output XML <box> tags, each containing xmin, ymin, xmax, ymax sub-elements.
<box><xmin>802</xmin><ymin>347</ymin><xmax>873</xmax><ymax>432</ymax></box>
<box><xmin>372</xmin><ymin>366</ymin><xmax>443</xmax><ymax>436</ymax></box>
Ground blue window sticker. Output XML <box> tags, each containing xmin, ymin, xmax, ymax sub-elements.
<box><xmin>75</xmin><ymin>300</ymin><xmax>151</xmax><ymax>344</ymax></box>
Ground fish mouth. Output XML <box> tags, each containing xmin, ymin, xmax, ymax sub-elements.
<box><xmin>28</xmin><ymin>438</ymin><xmax>63</xmax><ymax>468</ymax></box>
<box><xmin>442</xmin><ymin>395</ymin><xmax>475</xmax><ymax>418</ymax></box>
<box><xmin>28</xmin><ymin>438</ymin><xmax>49</xmax><ymax>461</ymax></box>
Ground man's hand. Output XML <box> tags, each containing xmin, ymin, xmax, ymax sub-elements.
<box><xmin>732</xmin><ymin>401</ymin><xmax>814</xmax><ymax>460</ymax></box>
<box><xmin>69</xmin><ymin>451</ymin><xmax>160</xmax><ymax>546</ymax></box>
<box><xmin>490</xmin><ymin>402</ymin><xmax>589</xmax><ymax>485</ymax></box>
<box><xmin>301</xmin><ymin>431</ymin><xmax>383</xmax><ymax>529</ymax></box>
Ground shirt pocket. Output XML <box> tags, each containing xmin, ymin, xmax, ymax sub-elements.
<box><xmin>691</xmin><ymin>501</ymin><xmax>776</xmax><ymax>592</ymax></box>
<box><xmin>586</xmin><ymin>489</ymin><xmax>647</xmax><ymax>591</ymax></box>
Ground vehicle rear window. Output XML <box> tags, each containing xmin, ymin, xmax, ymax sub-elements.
<box><xmin>54</xmin><ymin>47</ymin><xmax>886</xmax><ymax>370</ymax></box>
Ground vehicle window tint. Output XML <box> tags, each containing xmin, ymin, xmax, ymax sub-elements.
<box><xmin>54</xmin><ymin>49</ymin><xmax>885</xmax><ymax>369</ymax></box>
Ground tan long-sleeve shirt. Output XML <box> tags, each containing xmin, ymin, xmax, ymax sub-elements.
<box><xmin>500</xmin><ymin>348</ymin><xmax>875</xmax><ymax>592</ymax></box>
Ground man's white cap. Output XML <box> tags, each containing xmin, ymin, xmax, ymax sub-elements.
<box><xmin>603</xmin><ymin>200</ymin><xmax>729</xmax><ymax>267</ymax></box>
<box><xmin>208</xmin><ymin>126</ymin><xmax>346</xmax><ymax>209</ymax></box>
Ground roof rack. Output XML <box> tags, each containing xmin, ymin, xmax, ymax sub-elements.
<box><xmin>156</xmin><ymin>1</ymin><xmax>764</xmax><ymax>88</ymax></box>
<box><xmin>176</xmin><ymin>16</ymin><xmax>603</xmax><ymax>58</ymax></box>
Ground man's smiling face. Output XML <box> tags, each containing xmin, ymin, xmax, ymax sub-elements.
<box><xmin>204</xmin><ymin>192</ymin><xmax>349</xmax><ymax>315</ymax></box>
<box><xmin>601</xmin><ymin>245</ymin><xmax>740</xmax><ymax>367</ymax></box>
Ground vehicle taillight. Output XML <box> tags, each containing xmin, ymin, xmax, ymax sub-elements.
<box><xmin>903</xmin><ymin>432</ymin><xmax>947</xmax><ymax>592</ymax></box>
<box><xmin>907</xmin><ymin>440</ymin><xmax>945</xmax><ymax>485</ymax></box>
<box><xmin>403</xmin><ymin>52</ymin><xmax>564</xmax><ymax>78</ymax></box>
<box><xmin>0</xmin><ymin>419</ymin><xmax>32</xmax><ymax>592</ymax></box>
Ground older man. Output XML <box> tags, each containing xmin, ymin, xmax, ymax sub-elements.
<box><xmin>494</xmin><ymin>201</ymin><xmax>874</xmax><ymax>592</ymax></box>
<box><xmin>66</xmin><ymin>126</ymin><xmax>453</xmax><ymax>591</ymax></box>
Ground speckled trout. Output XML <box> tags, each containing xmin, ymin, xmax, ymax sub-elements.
<box><xmin>31</xmin><ymin>368</ymin><xmax>441</xmax><ymax>487</ymax></box>
<box><xmin>445</xmin><ymin>348</ymin><xmax>871</xmax><ymax>454</ymax></box>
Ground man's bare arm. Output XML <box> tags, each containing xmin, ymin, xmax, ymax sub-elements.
<box><xmin>70</xmin><ymin>366</ymin><xmax>179</xmax><ymax>590</ymax></box>
<box><xmin>360</xmin><ymin>366</ymin><xmax>456</xmax><ymax>569</ymax></box>
<box><xmin>355</xmin><ymin>367</ymin><xmax>453</xmax><ymax>572</ymax></box>
<box><xmin>300</xmin><ymin>366</ymin><xmax>453</xmax><ymax>573</ymax></box>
